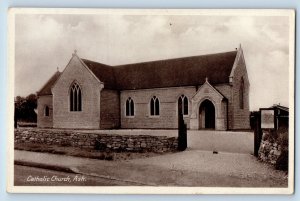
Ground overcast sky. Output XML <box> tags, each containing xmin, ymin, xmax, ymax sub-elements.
<box><xmin>15</xmin><ymin>13</ymin><xmax>291</xmax><ymax>110</ymax></box>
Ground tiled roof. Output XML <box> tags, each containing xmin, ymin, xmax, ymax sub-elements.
<box><xmin>271</xmin><ymin>104</ymin><xmax>289</xmax><ymax>112</ymax></box>
<box><xmin>81</xmin><ymin>59</ymin><xmax>117</xmax><ymax>90</ymax></box>
<box><xmin>38</xmin><ymin>50</ymin><xmax>237</xmax><ymax>96</ymax></box>
<box><xmin>83</xmin><ymin>50</ymin><xmax>237</xmax><ymax>90</ymax></box>
<box><xmin>37</xmin><ymin>71</ymin><xmax>61</xmax><ymax>96</ymax></box>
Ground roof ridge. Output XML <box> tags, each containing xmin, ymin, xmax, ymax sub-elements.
<box><xmin>80</xmin><ymin>50</ymin><xmax>237</xmax><ymax>68</ymax></box>
<box><xmin>115</xmin><ymin>50</ymin><xmax>237</xmax><ymax>67</ymax></box>
<box><xmin>61</xmin><ymin>49</ymin><xmax>239</xmax><ymax>91</ymax></box>
<box><xmin>81</xmin><ymin>58</ymin><xmax>112</xmax><ymax>67</ymax></box>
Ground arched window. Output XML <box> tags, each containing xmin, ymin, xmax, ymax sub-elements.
<box><xmin>125</xmin><ymin>97</ymin><xmax>134</xmax><ymax>116</ymax></box>
<box><xmin>70</xmin><ymin>82</ymin><xmax>82</xmax><ymax>111</ymax></box>
<box><xmin>44</xmin><ymin>106</ymin><xmax>49</xmax><ymax>117</ymax></box>
<box><xmin>239</xmin><ymin>77</ymin><xmax>244</xmax><ymax>109</ymax></box>
<box><xmin>178</xmin><ymin>95</ymin><xmax>189</xmax><ymax>116</ymax></box>
<box><xmin>150</xmin><ymin>96</ymin><xmax>160</xmax><ymax>116</ymax></box>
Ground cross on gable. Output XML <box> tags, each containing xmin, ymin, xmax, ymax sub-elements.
<box><xmin>72</xmin><ymin>49</ymin><xmax>78</xmax><ymax>56</ymax></box>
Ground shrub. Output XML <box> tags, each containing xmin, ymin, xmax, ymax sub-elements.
<box><xmin>262</xmin><ymin>129</ymin><xmax>278</xmax><ymax>143</ymax></box>
<box><xmin>260</xmin><ymin>128</ymin><xmax>289</xmax><ymax>171</ymax></box>
<box><xmin>277</xmin><ymin>128</ymin><xmax>289</xmax><ymax>150</ymax></box>
<box><xmin>275</xmin><ymin>150</ymin><xmax>288</xmax><ymax>171</ymax></box>
<box><xmin>105</xmin><ymin>154</ymin><xmax>114</xmax><ymax>161</ymax></box>
<box><xmin>95</xmin><ymin>140</ymin><xmax>107</xmax><ymax>151</ymax></box>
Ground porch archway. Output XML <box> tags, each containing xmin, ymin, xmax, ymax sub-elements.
<box><xmin>199</xmin><ymin>99</ymin><xmax>215</xmax><ymax>129</ymax></box>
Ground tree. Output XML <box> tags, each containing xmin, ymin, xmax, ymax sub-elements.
<box><xmin>14</xmin><ymin>94</ymin><xmax>37</xmax><ymax>126</ymax></box>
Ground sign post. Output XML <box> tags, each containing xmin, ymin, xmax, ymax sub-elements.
<box><xmin>260</xmin><ymin>109</ymin><xmax>275</xmax><ymax>129</ymax></box>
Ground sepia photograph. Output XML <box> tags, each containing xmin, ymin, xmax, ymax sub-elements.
<box><xmin>7</xmin><ymin>8</ymin><xmax>295</xmax><ymax>194</ymax></box>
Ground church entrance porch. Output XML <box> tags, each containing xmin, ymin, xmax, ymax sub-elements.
<box><xmin>189</xmin><ymin>80</ymin><xmax>227</xmax><ymax>131</ymax></box>
<box><xmin>199</xmin><ymin>99</ymin><xmax>215</xmax><ymax>129</ymax></box>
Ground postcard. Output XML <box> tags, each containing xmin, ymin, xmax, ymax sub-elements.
<box><xmin>7</xmin><ymin>8</ymin><xmax>295</xmax><ymax>194</ymax></box>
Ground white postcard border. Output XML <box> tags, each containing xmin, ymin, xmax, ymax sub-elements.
<box><xmin>6</xmin><ymin>8</ymin><xmax>295</xmax><ymax>194</ymax></box>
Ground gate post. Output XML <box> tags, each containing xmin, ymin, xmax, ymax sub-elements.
<box><xmin>178</xmin><ymin>113</ymin><xmax>187</xmax><ymax>151</ymax></box>
<box><xmin>254</xmin><ymin>111</ymin><xmax>262</xmax><ymax>157</ymax></box>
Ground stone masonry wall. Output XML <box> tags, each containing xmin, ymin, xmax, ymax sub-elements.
<box><xmin>231</xmin><ymin>53</ymin><xmax>250</xmax><ymax>129</ymax></box>
<box><xmin>15</xmin><ymin>129</ymin><xmax>178</xmax><ymax>152</ymax></box>
<box><xmin>215</xmin><ymin>84</ymin><xmax>232</xmax><ymax>130</ymax></box>
<box><xmin>100</xmin><ymin>89</ymin><xmax>120</xmax><ymax>129</ymax></box>
<box><xmin>52</xmin><ymin>55</ymin><xmax>102</xmax><ymax>129</ymax></box>
<box><xmin>37</xmin><ymin>95</ymin><xmax>53</xmax><ymax>128</ymax></box>
<box><xmin>258</xmin><ymin>131</ymin><xmax>282</xmax><ymax>165</ymax></box>
<box><xmin>120</xmin><ymin>86</ymin><xmax>196</xmax><ymax>129</ymax></box>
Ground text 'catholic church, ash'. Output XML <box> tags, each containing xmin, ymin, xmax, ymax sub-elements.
<box><xmin>37</xmin><ymin>45</ymin><xmax>250</xmax><ymax>130</ymax></box>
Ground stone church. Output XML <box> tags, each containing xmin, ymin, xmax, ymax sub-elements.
<box><xmin>37</xmin><ymin>46</ymin><xmax>250</xmax><ymax>130</ymax></box>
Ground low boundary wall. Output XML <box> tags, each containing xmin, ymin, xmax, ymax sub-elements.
<box><xmin>14</xmin><ymin>128</ymin><xmax>178</xmax><ymax>152</ymax></box>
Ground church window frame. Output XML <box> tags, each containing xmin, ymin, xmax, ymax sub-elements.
<box><xmin>44</xmin><ymin>105</ymin><xmax>50</xmax><ymax>117</ymax></box>
<box><xmin>178</xmin><ymin>95</ymin><xmax>189</xmax><ymax>116</ymax></box>
<box><xmin>69</xmin><ymin>82</ymin><xmax>82</xmax><ymax>112</ymax></box>
<box><xmin>239</xmin><ymin>77</ymin><xmax>244</xmax><ymax>109</ymax></box>
<box><xmin>150</xmin><ymin>96</ymin><xmax>160</xmax><ymax>117</ymax></box>
<box><xmin>125</xmin><ymin>97</ymin><xmax>135</xmax><ymax>117</ymax></box>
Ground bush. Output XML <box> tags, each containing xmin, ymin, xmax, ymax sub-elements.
<box><xmin>95</xmin><ymin>140</ymin><xmax>107</xmax><ymax>151</ymax></box>
<box><xmin>262</xmin><ymin>129</ymin><xmax>278</xmax><ymax>143</ymax></box>
<box><xmin>262</xmin><ymin>128</ymin><xmax>288</xmax><ymax>148</ymax></box>
<box><xmin>261</xmin><ymin>128</ymin><xmax>289</xmax><ymax>171</ymax></box>
<box><xmin>275</xmin><ymin>150</ymin><xmax>288</xmax><ymax>171</ymax></box>
<box><xmin>275</xmin><ymin>128</ymin><xmax>288</xmax><ymax>171</ymax></box>
<box><xmin>277</xmin><ymin>128</ymin><xmax>289</xmax><ymax>150</ymax></box>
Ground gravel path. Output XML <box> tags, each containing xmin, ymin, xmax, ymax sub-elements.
<box><xmin>15</xmin><ymin>150</ymin><xmax>287</xmax><ymax>187</ymax></box>
<box><xmin>129</xmin><ymin>149</ymin><xmax>287</xmax><ymax>180</ymax></box>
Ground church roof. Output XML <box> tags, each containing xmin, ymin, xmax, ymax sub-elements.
<box><xmin>270</xmin><ymin>104</ymin><xmax>289</xmax><ymax>112</ymax></box>
<box><xmin>83</xmin><ymin>50</ymin><xmax>237</xmax><ymax>90</ymax></box>
<box><xmin>81</xmin><ymin>59</ymin><xmax>117</xmax><ymax>89</ymax></box>
<box><xmin>37</xmin><ymin>71</ymin><xmax>61</xmax><ymax>96</ymax></box>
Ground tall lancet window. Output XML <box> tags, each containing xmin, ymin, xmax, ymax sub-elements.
<box><xmin>70</xmin><ymin>82</ymin><xmax>82</xmax><ymax>111</ymax></box>
<box><xmin>150</xmin><ymin>96</ymin><xmax>160</xmax><ymax>116</ymax></box>
<box><xmin>125</xmin><ymin>97</ymin><xmax>134</xmax><ymax>116</ymax></box>
<box><xmin>178</xmin><ymin>95</ymin><xmax>189</xmax><ymax>116</ymax></box>
<box><xmin>239</xmin><ymin>77</ymin><xmax>244</xmax><ymax>109</ymax></box>
<box><xmin>44</xmin><ymin>106</ymin><xmax>49</xmax><ymax>117</ymax></box>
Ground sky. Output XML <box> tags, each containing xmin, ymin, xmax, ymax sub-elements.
<box><xmin>15</xmin><ymin>13</ymin><xmax>291</xmax><ymax>111</ymax></box>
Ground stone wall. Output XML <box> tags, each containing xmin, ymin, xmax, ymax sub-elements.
<box><xmin>258</xmin><ymin>131</ymin><xmax>282</xmax><ymax>165</ymax></box>
<box><xmin>231</xmin><ymin>51</ymin><xmax>250</xmax><ymax>130</ymax></box>
<box><xmin>14</xmin><ymin>129</ymin><xmax>178</xmax><ymax>152</ymax></box>
<box><xmin>120</xmin><ymin>86</ymin><xmax>196</xmax><ymax>129</ymax></box>
<box><xmin>52</xmin><ymin>55</ymin><xmax>102</xmax><ymax>129</ymax></box>
<box><xmin>37</xmin><ymin>95</ymin><xmax>53</xmax><ymax>128</ymax></box>
<box><xmin>100</xmin><ymin>89</ymin><xmax>120</xmax><ymax>129</ymax></box>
